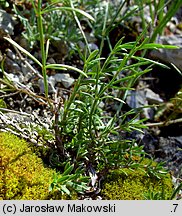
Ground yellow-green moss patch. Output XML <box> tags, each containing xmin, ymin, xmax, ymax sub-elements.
<box><xmin>0</xmin><ymin>132</ymin><xmax>73</xmax><ymax>200</ymax></box>
<box><xmin>0</xmin><ymin>99</ymin><xmax>7</xmax><ymax>109</ymax></box>
<box><xmin>101</xmin><ymin>166</ymin><xmax>173</xmax><ymax>200</ymax></box>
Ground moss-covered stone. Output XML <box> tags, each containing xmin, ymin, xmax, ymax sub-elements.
<box><xmin>0</xmin><ymin>132</ymin><xmax>76</xmax><ymax>200</ymax></box>
<box><xmin>101</xmin><ymin>163</ymin><xmax>173</xmax><ymax>200</ymax></box>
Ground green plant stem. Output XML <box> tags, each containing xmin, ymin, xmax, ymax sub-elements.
<box><xmin>105</xmin><ymin>0</ymin><xmax>126</xmax><ymax>36</ymax></box>
<box><xmin>99</xmin><ymin>1</ymin><xmax>109</xmax><ymax>56</ymax></box>
<box><xmin>158</xmin><ymin>0</ymin><xmax>165</xmax><ymax>24</ymax></box>
<box><xmin>61</xmin><ymin>75</ymin><xmax>83</xmax><ymax>125</ymax></box>
<box><xmin>136</xmin><ymin>0</ymin><xmax>146</xmax><ymax>33</ymax></box>
<box><xmin>70</xmin><ymin>0</ymin><xmax>91</xmax><ymax>54</ymax></box>
<box><xmin>37</xmin><ymin>0</ymin><xmax>49</xmax><ymax>99</ymax></box>
<box><xmin>170</xmin><ymin>182</ymin><xmax>182</xmax><ymax>200</ymax></box>
<box><xmin>150</xmin><ymin>0</ymin><xmax>182</xmax><ymax>42</ymax></box>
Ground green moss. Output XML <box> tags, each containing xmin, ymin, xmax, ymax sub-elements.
<box><xmin>0</xmin><ymin>99</ymin><xmax>7</xmax><ymax>109</ymax></box>
<box><xmin>0</xmin><ymin>132</ymin><xmax>76</xmax><ymax>200</ymax></box>
<box><xmin>101</xmin><ymin>164</ymin><xmax>173</xmax><ymax>200</ymax></box>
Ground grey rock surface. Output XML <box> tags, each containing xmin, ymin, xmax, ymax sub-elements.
<box><xmin>54</xmin><ymin>73</ymin><xmax>75</xmax><ymax>88</ymax></box>
<box><xmin>145</xmin><ymin>88</ymin><xmax>164</xmax><ymax>104</ymax></box>
<box><xmin>150</xmin><ymin>35</ymin><xmax>182</xmax><ymax>71</ymax></box>
<box><xmin>126</xmin><ymin>88</ymin><xmax>163</xmax><ymax>119</ymax></box>
<box><xmin>0</xmin><ymin>9</ymin><xmax>15</xmax><ymax>37</ymax></box>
